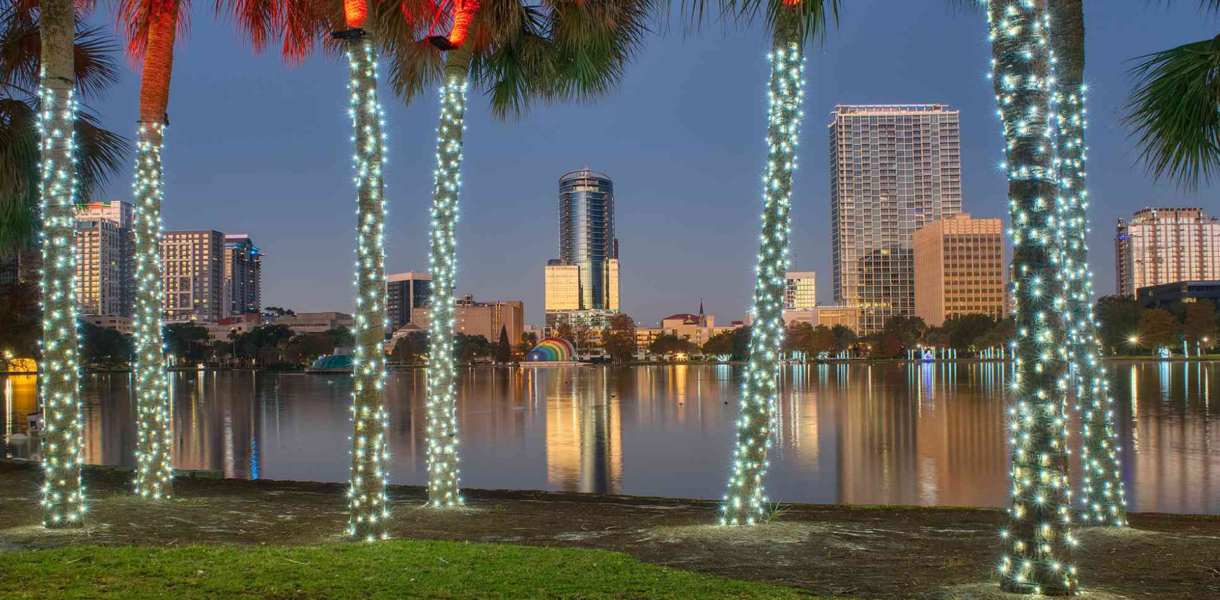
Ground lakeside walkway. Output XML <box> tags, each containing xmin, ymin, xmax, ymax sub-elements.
<box><xmin>1</xmin><ymin>461</ymin><xmax>1217</xmax><ymax>599</ymax></box>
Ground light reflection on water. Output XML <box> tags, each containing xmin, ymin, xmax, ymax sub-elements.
<box><xmin>3</xmin><ymin>361</ymin><xmax>1216</xmax><ymax>515</ymax></box>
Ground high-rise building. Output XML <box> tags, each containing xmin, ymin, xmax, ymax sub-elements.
<box><xmin>912</xmin><ymin>213</ymin><xmax>1005</xmax><ymax>326</ymax></box>
<box><xmin>784</xmin><ymin>271</ymin><xmax>817</xmax><ymax>309</ymax></box>
<box><xmin>828</xmin><ymin>104</ymin><xmax>963</xmax><ymax>334</ymax></box>
<box><xmin>546</xmin><ymin>168</ymin><xmax>621</xmax><ymax>329</ymax></box>
<box><xmin>412</xmin><ymin>295</ymin><xmax>524</xmax><ymax>345</ymax></box>
<box><xmin>556</xmin><ymin>168</ymin><xmax>618</xmax><ymax>310</ymax></box>
<box><xmin>1115</xmin><ymin>207</ymin><xmax>1220</xmax><ymax>296</ymax></box>
<box><xmin>224</xmin><ymin>234</ymin><xmax>262</xmax><ymax>316</ymax></box>
<box><xmin>162</xmin><ymin>230</ymin><xmax>226</xmax><ymax>322</ymax></box>
<box><xmin>74</xmin><ymin>201</ymin><xmax>135</xmax><ymax>317</ymax></box>
<box><xmin>386</xmin><ymin>271</ymin><xmax>432</xmax><ymax>330</ymax></box>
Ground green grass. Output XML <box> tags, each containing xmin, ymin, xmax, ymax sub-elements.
<box><xmin>0</xmin><ymin>540</ymin><xmax>823</xmax><ymax>599</ymax></box>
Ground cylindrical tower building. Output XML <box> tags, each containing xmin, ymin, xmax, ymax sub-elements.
<box><xmin>558</xmin><ymin>169</ymin><xmax>616</xmax><ymax>310</ymax></box>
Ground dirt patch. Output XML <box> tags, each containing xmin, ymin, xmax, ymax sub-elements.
<box><xmin>938</xmin><ymin>583</ymin><xmax>1130</xmax><ymax>600</ymax></box>
<box><xmin>1</xmin><ymin>460</ymin><xmax>1217</xmax><ymax>599</ymax></box>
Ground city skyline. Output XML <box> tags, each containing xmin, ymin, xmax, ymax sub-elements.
<box><xmin>74</xmin><ymin>2</ymin><xmax>1217</xmax><ymax>326</ymax></box>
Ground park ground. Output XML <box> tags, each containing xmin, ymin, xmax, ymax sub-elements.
<box><xmin>1</xmin><ymin>461</ymin><xmax>1218</xmax><ymax>599</ymax></box>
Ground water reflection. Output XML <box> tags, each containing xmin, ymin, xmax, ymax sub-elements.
<box><xmin>2</xmin><ymin>361</ymin><xmax>1216</xmax><ymax>514</ymax></box>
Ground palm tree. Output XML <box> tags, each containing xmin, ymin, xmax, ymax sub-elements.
<box><xmin>387</xmin><ymin>0</ymin><xmax>652</xmax><ymax>509</ymax></box>
<box><xmin>668</xmin><ymin>0</ymin><xmax>837</xmax><ymax>526</ymax></box>
<box><xmin>2</xmin><ymin>0</ymin><xmax>127</xmax><ymax>528</ymax></box>
<box><xmin>1125</xmin><ymin>1</ymin><xmax>1220</xmax><ymax>190</ymax></box>
<box><xmin>1045</xmin><ymin>0</ymin><xmax>1126</xmax><ymax>529</ymax></box>
<box><xmin>113</xmin><ymin>0</ymin><xmax>187</xmax><ymax>502</ymax></box>
<box><xmin>981</xmin><ymin>0</ymin><xmax>1080</xmax><ymax>594</ymax></box>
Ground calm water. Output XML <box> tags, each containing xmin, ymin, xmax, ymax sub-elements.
<box><xmin>3</xmin><ymin>362</ymin><xmax>1217</xmax><ymax>515</ymax></box>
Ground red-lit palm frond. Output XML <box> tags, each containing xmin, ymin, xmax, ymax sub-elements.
<box><xmin>114</xmin><ymin>0</ymin><xmax>192</xmax><ymax>61</ymax></box>
<box><xmin>388</xmin><ymin>0</ymin><xmax>655</xmax><ymax>119</ymax></box>
<box><xmin>216</xmin><ymin>0</ymin><xmax>433</xmax><ymax>65</ymax></box>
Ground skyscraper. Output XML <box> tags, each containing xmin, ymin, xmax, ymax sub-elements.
<box><xmin>829</xmin><ymin>104</ymin><xmax>963</xmax><ymax>334</ymax></box>
<box><xmin>1115</xmin><ymin>207</ymin><xmax>1220</xmax><ymax>296</ymax></box>
<box><xmin>162</xmin><ymin>230</ymin><xmax>226</xmax><ymax>322</ymax></box>
<box><xmin>74</xmin><ymin>201</ymin><xmax>135</xmax><ymax>317</ymax></box>
<box><xmin>545</xmin><ymin>169</ymin><xmax>620</xmax><ymax>331</ymax></box>
<box><xmin>386</xmin><ymin>271</ymin><xmax>432</xmax><ymax>330</ymax></box>
<box><xmin>912</xmin><ymin>213</ymin><xmax>1005</xmax><ymax>326</ymax></box>
<box><xmin>784</xmin><ymin>271</ymin><xmax>817</xmax><ymax>309</ymax></box>
<box><xmin>558</xmin><ymin>168</ymin><xmax>618</xmax><ymax>310</ymax></box>
<box><xmin>224</xmin><ymin>234</ymin><xmax>262</xmax><ymax>315</ymax></box>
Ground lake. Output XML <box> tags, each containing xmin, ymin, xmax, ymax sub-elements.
<box><xmin>3</xmin><ymin>361</ymin><xmax>1217</xmax><ymax>514</ymax></box>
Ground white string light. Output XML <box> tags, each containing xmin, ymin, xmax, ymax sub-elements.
<box><xmin>1047</xmin><ymin>29</ymin><xmax>1127</xmax><ymax>528</ymax></box>
<box><xmin>424</xmin><ymin>67</ymin><xmax>467</xmax><ymax>508</ymax></box>
<box><xmin>984</xmin><ymin>0</ymin><xmax>1080</xmax><ymax>594</ymax></box>
<box><xmin>36</xmin><ymin>79</ymin><xmax>86</xmax><ymax>528</ymax></box>
<box><xmin>131</xmin><ymin>121</ymin><xmax>174</xmax><ymax>501</ymax></box>
<box><xmin>721</xmin><ymin>32</ymin><xmax>804</xmax><ymax>527</ymax></box>
<box><xmin>344</xmin><ymin>36</ymin><xmax>391</xmax><ymax>541</ymax></box>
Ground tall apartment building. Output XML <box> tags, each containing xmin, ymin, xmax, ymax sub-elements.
<box><xmin>74</xmin><ymin>201</ymin><xmax>135</xmax><ymax>317</ymax></box>
<box><xmin>912</xmin><ymin>213</ymin><xmax>1005</xmax><ymax>326</ymax></box>
<box><xmin>1115</xmin><ymin>207</ymin><xmax>1220</xmax><ymax>296</ymax></box>
<box><xmin>386</xmin><ymin>271</ymin><xmax>432</xmax><ymax>329</ymax></box>
<box><xmin>828</xmin><ymin>104</ymin><xmax>963</xmax><ymax>334</ymax></box>
<box><xmin>412</xmin><ymin>295</ymin><xmax>525</xmax><ymax>345</ymax></box>
<box><xmin>784</xmin><ymin>271</ymin><xmax>817</xmax><ymax>309</ymax></box>
<box><xmin>162</xmin><ymin>230</ymin><xmax>226</xmax><ymax>322</ymax></box>
<box><xmin>224</xmin><ymin>235</ymin><xmax>262</xmax><ymax>316</ymax></box>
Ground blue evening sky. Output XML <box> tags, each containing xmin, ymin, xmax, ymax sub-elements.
<box><xmin>82</xmin><ymin>1</ymin><xmax>1217</xmax><ymax>327</ymax></box>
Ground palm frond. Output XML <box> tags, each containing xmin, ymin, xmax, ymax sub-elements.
<box><xmin>943</xmin><ymin>0</ymin><xmax>983</xmax><ymax>16</ymax></box>
<box><xmin>75</xmin><ymin>107</ymin><xmax>132</xmax><ymax>196</ymax></box>
<box><xmin>0</xmin><ymin>96</ymin><xmax>39</xmax><ymax>256</ymax></box>
<box><xmin>1124</xmin><ymin>33</ymin><xmax>1220</xmax><ymax>191</ymax></box>
<box><xmin>387</xmin><ymin>36</ymin><xmax>444</xmax><ymax>105</ymax></box>
<box><xmin>540</xmin><ymin>0</ymin><xmax>653</xmax><ymax>105</ymax></box>
<box><xmin>0</xmin><ymin>19</ymin><xmax>120</xmax><ymax>100</ymax></box>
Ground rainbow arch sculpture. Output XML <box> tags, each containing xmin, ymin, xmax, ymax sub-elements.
<box><xmin>526</xmin><ymin>338</ymin><xmax>577</xmax><ymax>362</ymax></box>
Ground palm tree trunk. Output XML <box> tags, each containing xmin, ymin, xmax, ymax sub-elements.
<box><xmin>131</xmin><ymin>4</ymin><xmax>179</xmax><ymax>501</ymax></box>
<box><xmin>424</xmin><ymin>45</ymin><xmax>473</xmax><ymax>508</ymax></box>
<box><xmin>343</xmin><ymin>28</ymin><xmax>392</xmax><ymax>541</ymax></box>
<box><xmin>37</xmin><ymin>0</ymin><xmax>86</xmax><ymax>529</ymax></box>
<box><xmin>1049</xmin><ymin>0</ymin><xmax>1127</xmax><ymax>528</ymax></box>
<box><xmin>986</xmin><ymin>1</ymin><xmax>1080</xmax><ymax>594</ymax></box>
<box><xmin>721</xmin><ymin>24</ymin><xmax>804</xmax><ymax>526</ymax></box>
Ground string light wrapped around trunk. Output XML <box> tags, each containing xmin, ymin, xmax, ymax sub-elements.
<box><xmin>984</xmin><ymin>0</ymin><xmax>1081</xmax><ymax>594</ymax></box>
<box><xmin>424</xmin><ymin>46</ymin><xmax>472</xmax><ymax>508</ymax></box>
<box><xmin>343</xmin><ymin>32</ymin><xmax>392</xmax><ymax>541</ymax></box>
<box><xmin>131</xmin><ymin>121</ymin><xmax>174</xmax><ymax>500</ymax></box>
<box><xmin>36</xmin><ymin>80</ymin><xmax>87</xmax><ymax>528</ymax></box>
<box><xmin>721</xmin><ymin>25</ymin><xmax>804</xmax><ymax>526</ymax></box>
<box><xmin>1046</xmin><ymin>1</ymin><xmax>1127</xmax><ymax>528</ymax></box>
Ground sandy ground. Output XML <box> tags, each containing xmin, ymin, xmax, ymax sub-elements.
<box><xmin>1</xmin><ymin>461</ymin><xmax>1217</xmax><ymax>599</ymax></box>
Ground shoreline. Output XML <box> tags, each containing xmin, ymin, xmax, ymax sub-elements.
<box><xmin>3</xmin><ymin>355</ymin><xmax>1216</xmax><ymax>376</ymax></box>
<box><xmin>1</xmin><ymin>460</ymin><xmax>1217</xmax><ymax>599</ymax></box>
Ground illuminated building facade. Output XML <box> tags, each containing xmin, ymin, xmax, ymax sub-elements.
<box><xmin>784</xmin><ymin>271</ymin><xmax>817</xmax><ymax>309</ymax></box>
<box><xmin>912</xmin><ymin>213</ymin><xmax>1005</xmax><ymax>326</ymax></box>
<box><xmin>223</xmin><ymin>235</ymin><xmax>262</xmax><ymax>316</ymax></box>
<box><xmin>162</xmin><ymin>230</ymin><xmax>226</xmax><ymax>322</ymax></box>
<box><xmin>386</xmin><ymin>271</ymin><xmax>432</xmax><ymax>330</ymax></box>
<box><xmin>1115</xmin><ymin>207</ymin><xmax>1220</xmax><ymax>297</ymax></box>
<box><xmin>829</xmin><ymin>104</ymin><xmax>963</xmax><ymax>334</ymax></box>
<box><xmin>74</xmin><ymin>201</ymin><xmax>135</xmax><ymax>317</ymax></box>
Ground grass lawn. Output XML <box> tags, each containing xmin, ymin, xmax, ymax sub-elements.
<box><xmin>0</xmin><ymin>539</ymin><xmax>825</xmax><ymax>599</ymax></box>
